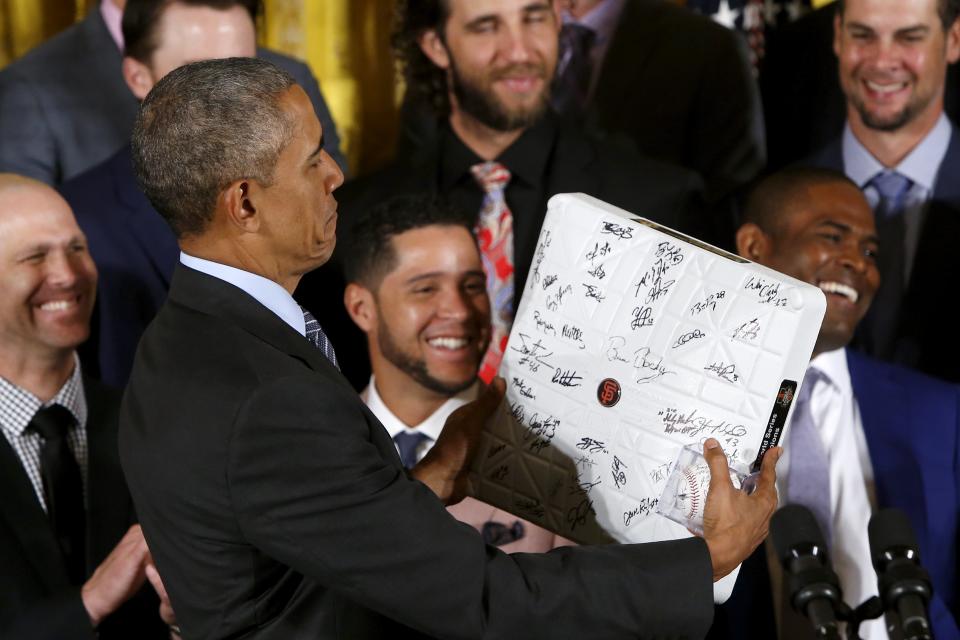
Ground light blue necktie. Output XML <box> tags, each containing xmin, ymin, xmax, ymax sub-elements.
<box><xmin>393</xmin><ymin>431</ymin><xmax>431</xmax><ymax>469</ymax></box>
<box><xmin>302</xmin><ymin>308</ymin><xmax>339</xmax><ymax>369</ymax></box>
<box><xmin>786</xmin><ymin>368</ymin><xmax>833</xmax><ymax>545</ymax></box>
<box><xmin>865</xmin><ymin>171</ymin><xmax>913</xmax><ymax>358</ymax></box>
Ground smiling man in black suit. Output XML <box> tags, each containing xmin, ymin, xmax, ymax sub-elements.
<box><xmin>0</xmin><ymin>174</ymin><xmax>171</xmax><ymax>639</ymax></box>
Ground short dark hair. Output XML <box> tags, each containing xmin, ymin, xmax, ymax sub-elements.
<box><xmin>837</xmin><ymin>0</ymin><xmax>960</xmax><ymax>29</ymax></box>
<box><xmin>344</xmin><ymin>193</ymin><xmax>475</xmax><ymax>288</ymax></box>
<box><xmin>123</xmin><ymin>0</ymin><xmax>261</xmax><ymax>63</ymax></box>
<box><xmin>392</xmin><ymin>0</ymin><xmax>452</xmax><ymax>119</ymax></box>
<box><xmin>131</xmin><ymin>57</ymin><xmax>296</xmax><ymax>238</ymax></box>
<box><xmin>742</xmin><ymin>166</ymin><xmax>861</xmax><ymax>235</ymax></box>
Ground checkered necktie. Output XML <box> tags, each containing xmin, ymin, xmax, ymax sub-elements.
<box><xmin>471</xmin><ymin>161</ymin><xmax>514</xmax><ymax>383</ymax></box>
<box><xmin>786</xmin><ymin>368</ymin><xmax>832</xmax><ymax>545</ymax></box>
<box><xmin>302</xmin><ymin>308</ymin><xmax>339</xmax><ymax>369</ymax></box>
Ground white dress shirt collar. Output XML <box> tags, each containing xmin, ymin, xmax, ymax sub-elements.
<box><xmin>364</xmin><ymin>376</ymin><xmax>479</xmax><ymax>443</ymax></box>
<box><xmin>179</xmin><ymin>252</ymin><xmax>306</xmax><ymax>336</ymax></box>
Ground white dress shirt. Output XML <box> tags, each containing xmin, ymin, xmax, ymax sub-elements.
<box><xmin>362</xmin><ymin>376</ymin><xmax>574</xmax><ymax>553</ymax></box>
<box><xmin>779</xmin><ymin>348</ymin><xmax>885</xmax><ymax>640</ymax></box>
<box><xmin>362</xmin><ymin>377</ymin><xmax>477</xmax><ymax>465</ymax></box>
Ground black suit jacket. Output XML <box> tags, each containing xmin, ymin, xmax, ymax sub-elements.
<box><xmin>807</xmin><ymin>129</ymin><xmax>960</xmax><ymax>382</ymax></box>
<box><xmin>588</xmin><ymin>0</ymin><xmax>765</xmax><ymax>204</ymax></box>
<box><xmin>0</xmin><ymin>378</ymin><xmax>166</xmax><ymax>639</ymax></box>
<box><xmin>297</xmin><ymin>115</ymin><xmax>708</xmax><ymax>389</ymax></box>
<box><xmin>120</xmin><ymin>264</ymin><xmax>714</xmax><ymax>639</ymax></box>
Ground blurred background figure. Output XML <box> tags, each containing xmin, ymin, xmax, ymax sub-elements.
<box><xmin>0</xmin><ymin>0</ymin><xmax>343</xmax><ymax>185</ymax></box>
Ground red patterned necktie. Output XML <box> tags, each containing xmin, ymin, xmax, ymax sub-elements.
<box><xmin>471</xmin><ymin>161</ymin><xmax>514</xmax><ymax>383</ymax></box>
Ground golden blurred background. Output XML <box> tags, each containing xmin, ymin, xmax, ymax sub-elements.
<box><xmin>0</xmin><ymin>0</ymin><xmax>399</xmax><ymax>176</ymax></box>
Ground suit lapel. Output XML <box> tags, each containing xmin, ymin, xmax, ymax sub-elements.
<box><xmin>0</xmin><ymin>436</ymin><xmax>72</xmax><ymax>592</ymax></box>
<box><xmin>169</xmin><ymin>265</ymin><xmax>350</xmax><ymax>390</ymax></box>
<box><xmin>111</xmin><ymin>148</ymin><xmax>180</xmax><ymax>289</ymax></box>
<box><xmin>846</xmin><ymin>351</ymin><xmax>929</xmax><ymax>543</ymax></box>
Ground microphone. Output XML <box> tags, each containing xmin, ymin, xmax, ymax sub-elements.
<box><xmin>771</xmin><ymin>504</ymin><xmax>845</xmax><ymax>639</ymax></box>
<box><xmin>868</xmin><ymin>509</ymin><xmax>933</xmax><ymax>640</ymax></box>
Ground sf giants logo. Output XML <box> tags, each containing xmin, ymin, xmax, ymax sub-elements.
<box><xmin>777</xmin><ymin>385</ymin><xmax>794</xmax><ymax>407</ymax></box>
<box><xmin>597</xmin><ymin>378</ymin><xmax>621</xmax><ymax>407</ymax></box>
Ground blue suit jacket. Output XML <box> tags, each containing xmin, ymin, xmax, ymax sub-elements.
<box><xmin>807</xmin><ymin>129</ymin><xmax>960</xmax><ymax>383</ymax></box>
<box><xmin>708</xmin><ymin>350</ymin><xmax>960</xmax><ymax>639</ymax></box>
<box><xmin>847</xmin><ymin>350</ymin><xmax>960</xmax><ymax>637</ymax></box>
<box><xmin>62</xmin><ymin>146</ymin><xmax>176</xmax><ymax>388</ymax></box>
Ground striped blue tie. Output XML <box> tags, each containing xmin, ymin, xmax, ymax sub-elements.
<box><xmin>786</xmin><ymin>368</ymin><xmax>832</xmax><ymax>544</ymax></box>
<box><xmin>302</xmin><ymin>308</ymin><xmax>339</xmax><ymax>369</ymax></box>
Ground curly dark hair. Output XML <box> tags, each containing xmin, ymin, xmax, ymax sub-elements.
<box><xmin>392</xmin><ymin>0</ymin><xmax>452</xmax><ymax>118</ymax></box>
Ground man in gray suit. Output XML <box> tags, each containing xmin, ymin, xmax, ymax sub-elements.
<box><xmin>0</xmin><ymin>0</ymin><xmax>344</xmax><ymax>185</ymax></box>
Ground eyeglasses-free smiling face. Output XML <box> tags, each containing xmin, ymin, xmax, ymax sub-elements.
<box><xmin>760</xmin><ymin>181</ymin><xmax>881</xmax><ymax>355</ymax></box>
<box><xmin>0</xmin><ymin>185</ymin><xmax>97</xmax><ymax>359</ymax></box>
<box><xmin>370</xmin><ymin>225</ymin><xmax>491</xmax><ymax>396</ymax></box>
<box><xmin>835</xmin><ymin>0</ymin><xmax>960</xmax><ymax>133</ymax></box>
<box><xmin>430</xmin><ymin>0</ymin><xmax>560</xmax><ymax>132</ymax></box>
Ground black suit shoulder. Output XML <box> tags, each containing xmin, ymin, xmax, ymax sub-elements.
<box><xmin>594</xmin><ymin>0</ymin><xmax>762</xmax><ymax>202</ymax></box>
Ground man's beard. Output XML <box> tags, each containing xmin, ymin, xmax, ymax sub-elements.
<box><xmin>853</xmin><ymin>97</ymin><xmax>919</xmax><ymax>132</ymax></box>
<box><xmin>450</xmin><ymin>58</ymin><xmax>551</xmax><ymax>132</ymax></box>
<box><xmin>377</xmin><ymin>318</ymin><xmax>478</xmax><ymax>396</ymax></box>
<box><xmin>850</xmin><ymin>80</ymin><xmax>932</xmax><ymax>132</ymax></box>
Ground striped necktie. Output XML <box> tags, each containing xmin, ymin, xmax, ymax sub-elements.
<box><xmin>786</xmin><ymin>368</ymin><xmax>832</xmax><ymax>544</ymax></box>
<box><xmin>302</xmin><ymin>307</ymin><xmax>339</xmax><ymax>369</ymax></box>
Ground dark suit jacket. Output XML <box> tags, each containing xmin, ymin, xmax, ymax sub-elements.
<box><xmin>807</xmin><ymin>129</ymin><xmax>960</xmax><ymax>382</ymax></box>
<box><xmin>708</xmin><ymin>350</ymin><xmax>960</xmax><ymax>639</ymax></box>
<box><xmin>296</xmin><ymin>115</ymin><xmax>708</xmax><ymax>389</ymax></box>
<box><xmin>120</xmin><ymin>264</ymin><xmax>715</xmax><ymax>639</ymax></box>
<box><xmin>0</xmin><ymin>377</ymin><xmax>166</xmax><ymax>639</ymax></box>
<box><xmin>0</xmin><ymin>9</ymin><xmax>346</xmax><ymax>185</ymax></box>
<box><xmin>588</xmin><ymin>0</ymin><xmax>765</xmax><ymax>204</ymax></box>
<box><xmin>62</xmin><ymin>146</ymin><xmax>178</xmax><ymax>388</ymax></box>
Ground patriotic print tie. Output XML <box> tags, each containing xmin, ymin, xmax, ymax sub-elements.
<box><xmin>471</xmin><ymin>161</ymin><xmax>514</xmax><ymax>383</ymax></box>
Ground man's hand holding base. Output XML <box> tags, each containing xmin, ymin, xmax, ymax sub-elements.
<box><xmin>701</xmin><ymin>438</ymin><xmax>780</xmax><ymax>581</ymax></box>
<box><xmin>413</xmin><ymin>377</ymin><xmax>505</xmax><ymax>504</ymax></box>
